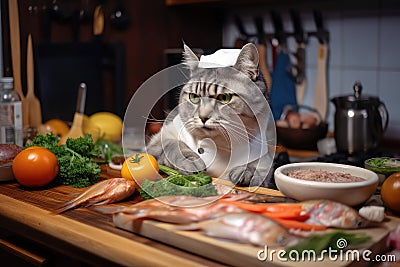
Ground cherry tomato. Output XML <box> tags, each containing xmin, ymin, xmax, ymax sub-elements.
<box><xmin>121</xmin><ymin>153</ymin><xmax>160</xmax><ymax>185</ymax></box>
<box><xmin>12</xmin><ymin>147</ymin><xmax>59</xmax><ymax>188</ymax></box>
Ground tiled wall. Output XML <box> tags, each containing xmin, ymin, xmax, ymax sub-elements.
<box><xmin>222</xmin><ymin>4</ymin><xmax>400</xmax><ymax>140</ymax></box>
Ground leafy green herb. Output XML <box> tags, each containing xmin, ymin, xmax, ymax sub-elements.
<box><xmin>95</xmin><ymin>137</ymin><xmax>124</xmax><ymax>163</ymax></box>
<box><xmin>286</xmin><ymin>231</ymin><xmax>371</xmax><ymax>256</ymax></box>
<box><xmin>365</xmin><ymin>158</ymin><xmax>400</xmax><ymax>176</ymax></box>
<box><xmin>27</xmin><ymin>133</ymin><xmax>101</xmax><ymax>188</ymax></box>
<box><xmin>139</xmin><ymin>165</ymin><xmax>218</xmax><ymax>199</ymax></box>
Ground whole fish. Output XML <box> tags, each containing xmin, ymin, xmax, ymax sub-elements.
<box><xmin>239</xmin><ymin>198</ymin><xmax>371</xmax><ymax>229</ymax></box>
<box><xmin>302</xmin><ymin>200</ymin><xmax>370</xmax><ymax>229</ymax></box>
<box><xmin>53</xmin><ymin>178</ymin><xmax>136</xmax><ymax>214</ymax></box>
<box><xmin>93</xmin><ymin>193</ymin><xmax>250</xmax><ymax>215</ymax></box>
<box><xmin>170</xmin><ymin>213</ymin><xmax>300</xmax><ymax>247</ymax></box>
<box><xmin>114</xmin><ymin>202</ymin><xmax>246</xmax><ymax>224</ymax></box>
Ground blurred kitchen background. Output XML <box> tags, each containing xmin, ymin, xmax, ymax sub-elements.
<box><xmin>1</xmin><ymin>0</ymin><xmax>399</xmax><ymax>147</ymax></box>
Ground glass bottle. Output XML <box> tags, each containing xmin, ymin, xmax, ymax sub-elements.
<box><xmin>0</xmin><ymin>77</ymin><xmax>23</xmax><ymax>146</ymax></box>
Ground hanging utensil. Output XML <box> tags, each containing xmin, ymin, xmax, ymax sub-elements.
<box><xmin>290</xmin><ymin>9</ymin><xmax>307</xmax><ymax>105</ymax></box>
<box><xmin>254</xmin><ymin>16</ymin><xmax>272</xmax><ymax>91</ymax></box>
<box><xmin>269</xmin><ymin>11</ymin><xmax>297</xmax><ymax>120</ymax></box>
<box><xmin>8</xmin><ymin>0</ymin><xmax>28</xmax><ymax>126</ymax></box>
<box><xmin>110</xmin><ymin>0</ymin><xmax>130</xmax><ymax>30</ymax></box>
<box><xmin>93</xmin><ymin>5</ymin><xmax>105</xmax><ymax>38</ymax></box>
<box><xmin>25</xmin><ymin>34</ymin><xmax>42</xmax><ymax>128</ymax></box>
<box><xmin>233</xmin><ymin>15</ymin><xmax>249</xmax><ymax>48</ymax></box>
<box><xmin>270</xmin><ymin>10</ymin><xmax>285</xmax><ymax>70</ymax></box>
<box><xmin>311</xmin><ymin>10</ymin><xmax>329</xmax><ymax>121</ymax></box>
<box><xmin>59</xmin><ymin>83</ymin><xmax>87</xmax><ymax>145</ymax></box>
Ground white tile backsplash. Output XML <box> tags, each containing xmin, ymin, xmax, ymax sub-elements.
<box><xmin>222</xmin><ymin>5</ymin><xmax>400</xmax><ymax>140</ymax></box>
<box><xmin>342</xmin><ymin>15</ymin><xmax>379</xmax><ymax>68</ymax></box>
<box><xmin>379</xmin><ymin>15</ymin><xmax>400</xmax><ymax>69</ymax></box>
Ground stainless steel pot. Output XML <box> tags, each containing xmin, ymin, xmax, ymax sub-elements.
<box><xmin>331</xmin><ymin>81</ymin><xmax>389</xmax><ymax>154</ymax></box>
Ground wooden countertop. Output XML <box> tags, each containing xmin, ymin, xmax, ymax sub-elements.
<box><xmin>0</xmin><ymin>177</ymin><xmax>226</xmax><ymax>267</ymax></box>
<box><xmin>1</xmin><ymin>168</ymin><xmax>399</xmax><ymax>267</ymax></box>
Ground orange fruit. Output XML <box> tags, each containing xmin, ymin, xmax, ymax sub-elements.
<box><xmin>380</xmin><ymin>172</ymin><xmax>400</xmax><ymax>213</ymax></box>
<box><xmin>45</xmin><ymin>119</ymin><xmax>70</xmax><ymax>137</ymax></box>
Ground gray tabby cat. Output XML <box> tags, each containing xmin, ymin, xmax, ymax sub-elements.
<box><xmin>146</xmin><ymin>43</ymin><xmax>274</xmax><ymax>187</ymax></box>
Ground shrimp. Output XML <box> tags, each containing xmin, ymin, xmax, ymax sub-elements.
<box><xmin>53</xmin><ymin>178</ymin><xmax>136</xmax><ymax>214</ymax></box>
<box><xmin>171</xmin><ymin>213</ymin><xmax>300</xmax><ymax>247</ymax></box>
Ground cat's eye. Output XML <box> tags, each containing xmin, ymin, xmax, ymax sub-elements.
<box><xmin>216</xmin><ymin>93</ymin><xmax>232</xmax><ymax>104</ymax></box>
<box><xmin>189</xmin><ymin>93</ymin><xmax>200</xmax><ymax>104</ymax></box>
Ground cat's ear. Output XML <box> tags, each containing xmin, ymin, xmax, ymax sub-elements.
<box><xmin>182</xmin><ymin>43</ymin><xmax>199</xmax><ymax>71</ymax></box>
<box><xmin>234</xmin><ymin>43</ymin><xmax>259</xmax><ymax>80</ymax></box>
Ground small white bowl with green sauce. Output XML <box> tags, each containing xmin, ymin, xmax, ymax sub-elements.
<box><xmin>365</xmin><ymin>157</ymin><xmax>400</xmax><ymax>185</ymax></box>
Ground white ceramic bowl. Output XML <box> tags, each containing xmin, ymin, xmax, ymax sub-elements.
<box><xmin>274</xmin><ymin>162</ymin><xmax>379</xmax><ymax>206</ymax></box>
<box><xmin>0</xmin><ymin>164</ymin><xmax>15</xmax><ymax>181</ymax></box>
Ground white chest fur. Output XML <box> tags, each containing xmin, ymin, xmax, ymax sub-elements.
<box><xmin>172</xmin><ymin>115</ymin><xmax>268</xmax><ymax>177</ymax></box>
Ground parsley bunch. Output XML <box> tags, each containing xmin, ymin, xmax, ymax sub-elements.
<box><xmin>27</xmin><ymin>133</ymin><xmax>101</xmax><ymax>188</ymax></box>
<box><xmin>139</xmin><ymin>165</ymin><xmax>218</xmax><ymax>199</ymax></box>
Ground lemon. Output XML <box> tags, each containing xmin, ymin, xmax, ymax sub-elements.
<box><xmin>82</xmin><ymin>115</ymin><xmax>101</xmax><ymax>142</ymax></box>
<box><xmin>89</xmin><ymin>112</ymin><xmax>123</xmax><ymax>142</ymax></box>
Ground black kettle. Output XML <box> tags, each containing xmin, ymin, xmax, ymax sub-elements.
<box><xmin>331</xmin><ymin>81</ymin><xmax>389</xmax><ymax>154</ymax></box>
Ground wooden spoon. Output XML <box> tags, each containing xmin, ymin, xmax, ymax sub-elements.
<box><xmin>59</xmin><ymin>83</ymin><xmax>87</xmax><ymax>145</ymax></box>
<box><xmin>8</xmin><ymin>0</ymin><xmax>28</xmax><ymax>126</ymax></box>
<box><xmin>26</xmin><ymin>34</ymin><xmax>42</xmax><ymax>128</ymax></box>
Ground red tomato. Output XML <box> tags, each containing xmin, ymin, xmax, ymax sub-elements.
<box><xmin>12</xmin><ymin>147</ymin><xmax>59</xmax><ymax>188</ymax></box>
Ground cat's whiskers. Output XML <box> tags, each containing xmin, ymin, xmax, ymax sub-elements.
<box><xmin>223</xmin><ymin>121</ymin><xmax>275</xmax><ymax>147</ymax></box>
<box><xmin>142</xmin><ymin>115</ymin><xmax>166</xmax><ymax>123</ymax></box>
<box><xmin>220</xmin><ymin>121</ymin><xmax>262</xmax><ymax>142</ymax></box>
<box><xmin>223</xmin><ymin>125</ymin><xmax>266</xmax><ymax>145</ymax></box>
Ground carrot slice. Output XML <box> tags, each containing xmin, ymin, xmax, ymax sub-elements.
<box><xmin>219</xmin><ymin>199</ymin><xmax>303</xmax><ymax>213</ymax></box>
<box><xmin>218</xmin><ymin>199</ymin><xmax>267</xmax><ymax>212</ymax></box>
<box><xmin>275</xmin><ymin>219</ymin><xmax>327</xmax><ymax>231</ymax></box>
<box><xmin>262</xmin><ymin>211</ymin><xmax>310</xmax><ymax>221</ymax></box>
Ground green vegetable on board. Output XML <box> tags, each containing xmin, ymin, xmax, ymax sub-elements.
<box><xmin>285</xmin><ymin>231</ymin><xmax>371</xmax><ymax>256</ymax></box>
<box><xmin>27</xmin><ymin>133</ymin><xmax>102</xmax><ymax>188</ymax></box>
<box><xmin>139</xmin><ymin>164</ymin><xmax>218</xmax><ymax>199</ymax></box>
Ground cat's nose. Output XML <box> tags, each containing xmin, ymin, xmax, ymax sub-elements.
<box><xmin>199</xmin><ymin>116</ymin><xmax>209</xmax><ymax>124</ymax></box>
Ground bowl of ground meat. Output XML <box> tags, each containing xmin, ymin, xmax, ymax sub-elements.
<box><xmin>274</xmin><ymin>162</ymin><xmax>379</xmax><ymax>206</ymax></box>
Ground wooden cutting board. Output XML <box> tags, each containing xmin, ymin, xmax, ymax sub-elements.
<box><xmin>115</xmin><ymin>214</ymin><xmax>400</xmax><ymax>267</ymax></box>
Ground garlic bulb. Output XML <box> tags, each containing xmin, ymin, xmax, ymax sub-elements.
<box><xmin>359</xmin><ymin>206</ymin><xmax>385</xmax><ymax>222</ymax></box>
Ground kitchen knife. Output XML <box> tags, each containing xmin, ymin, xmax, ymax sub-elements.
<box><xmin>254</xmin><ymin>17</ymin><xmax>272</xmax><ymax>91</ymax></box>
<box><xmin>8</xmin><ymin>0</ymin><xmax>28</xmax><ymax>126</ymax></box>
<box><xmin>233</xmin><ymin>16</ymin><xmax>247</xmax><ymax>48</ymax></box>
<box><xmin>311</xmin><ymin>10</ymin><xmax>329</xmax><ymax>121</ymax></box>
<box><xmin>270</xmin><ymin>10</ymin><xmax>285</xmax><ymax>70</ymax></box>
<box><xmin>290</xmin><ymin>9</ymin><xmax>307</xmax><ymax>104</ymax></box>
